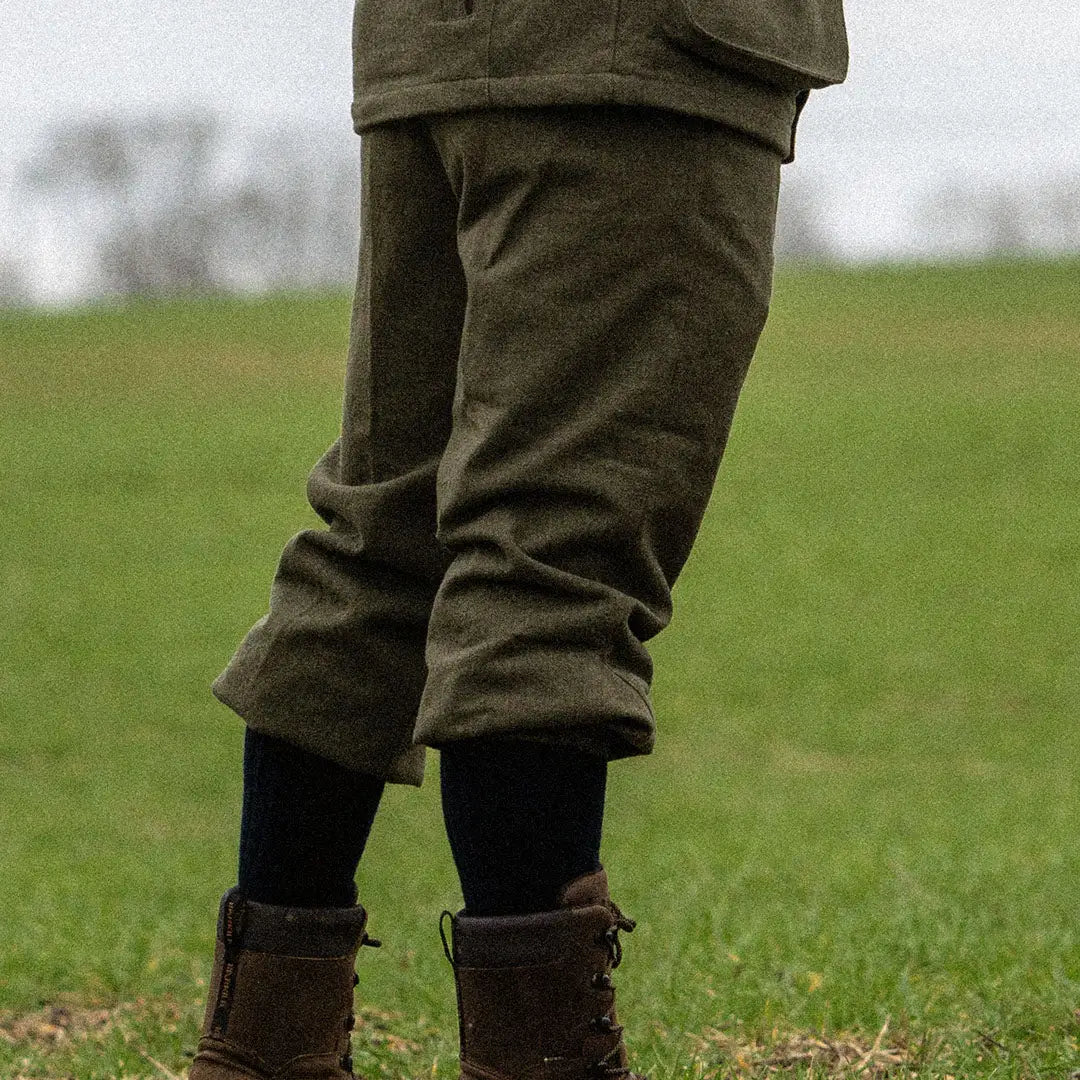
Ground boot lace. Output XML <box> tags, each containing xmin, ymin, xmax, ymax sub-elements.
<box><xmin>586</xmin><ymin>1044</ymin><xmax>632</xmax><ymax>1080</ymax></box>
<box><xmin>341</xmin><ymin>936</ymin><xmax>381</xmax><ymax>1075</ymax></box>
<box><xmin>595</xmin><ymin>903</ymin><xmax>636</xmax><ymax>969</ymax></box>
<box><xmin>586</xmin><ymin>904</ymin><xmax>637</xmax><ymax>1079</ymax></box>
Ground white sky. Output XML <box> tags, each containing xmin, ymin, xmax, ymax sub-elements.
<box><xmin>3</xmin><ymin>0</ymin><xmax>1080</xmax><ymax>267</ymax></box>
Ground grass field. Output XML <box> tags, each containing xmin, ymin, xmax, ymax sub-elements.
<box><xmin>1</xmin><ymin>259</ymin><xmax>1078</xmax><ymax>1079</ymax></box>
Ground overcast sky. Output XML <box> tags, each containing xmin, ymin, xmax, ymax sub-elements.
<box><xmin>4</xmin><ymin>0</ymin><xmax>1080</xmax><ymax>270</ymax></box>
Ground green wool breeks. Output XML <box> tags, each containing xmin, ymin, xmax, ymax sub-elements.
<box><xmin>212</xmin><ymin>106</ymin><xmax>782</xmax><ymax>786</ymax></box>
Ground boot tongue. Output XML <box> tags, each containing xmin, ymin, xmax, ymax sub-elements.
<box><xmin>557</xmin><ymin>866</ymin><xmax>610</xmax><ymax>908</ymax></box>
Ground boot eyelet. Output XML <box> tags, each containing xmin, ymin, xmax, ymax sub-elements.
<box><xmin>590</xmin><ymin>1014</ymin><xmax>614</xmax><ymax>1033</ymax></box>
<box><xmin>345</xmin><ymin>1013</ymin><xmax>356</xmax><ymax>1031</ymax></box>
<box><xmin>591</xmin><ymin>972</ymin><xmax>612</xmax><ymax>990</ymax></box>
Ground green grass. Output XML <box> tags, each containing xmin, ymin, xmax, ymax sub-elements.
<box><xmin>1</xmin><ymin>260</ymin><xmax>1078</xmax><ymax>1078</ymax></box>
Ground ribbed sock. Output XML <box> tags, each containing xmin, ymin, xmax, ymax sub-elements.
<box><xmin>440</xmin><ymin>738</ymin><xmax>607</xmax><ymax>916</ymax></box>
<box><xmin>238</xmin><ymin>727</ymin><xmax>385</xmax><ymax>908</ymax></box>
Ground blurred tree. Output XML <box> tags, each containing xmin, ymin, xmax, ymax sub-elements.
<box><xmin>1029</xmin><ymin>175</ymin><xmax>1080</xmax><ymax>252</ymax></box>
<box><xmin>774</xmin><ymin>175</ymin><xmax>838</xmax><ymax>263</ymax></box>
<box><xmin>916</xmin><ymin>174</ymin><xmax>1080</xmax><ymax>258</ymax></box>
<box><xmin>24</xmin><ymin>111</ymin><xmax>224</xmax><ymax>296</ymax></box>
<box><xmin>215</xmin><ymin>133</ymin><xmax>358</xmax><ymax>293</ymax></box>
<box><xmin>0</xmin><ymin>258</ymin><xmax>31</xmax><ymax>308</ymax></box>
<box><xmin>21</xmin><ymin>112</ymin><xmax>359</xmax><ymax>300</ymax></box>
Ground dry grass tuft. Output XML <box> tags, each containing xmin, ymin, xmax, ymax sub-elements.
<box><xmin>0</xmin><ymin>995</ymin><xmax>185</xmax><ymax>1050</ymax></box>
<box><xmin>355</xmin><ymin>1005</ymin><xmax>424</xmax><ymax>1055</ymax></box>
<box><xmin>687</xmin><ymin>1019</ymin><xmax>911</xmax><ymax>1078</ymax></box>
<box><xmin>0</xmin><ymin>996</ymin><xmax>427</xmax><ymax>1078</ymax></box>
<box><xmin>1</xmin><ymin>1000</ymin><xmax>115</xmax><ymax>1048</ymax></box>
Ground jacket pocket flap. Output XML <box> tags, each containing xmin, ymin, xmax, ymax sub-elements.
<box><xmin>661</xmin><ymin>0</ymin><xmax>849</xmax><ymax>89</ymax></box>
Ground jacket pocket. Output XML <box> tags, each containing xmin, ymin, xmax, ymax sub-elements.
<box><xmin>659</xmin><ymin>0</ymin><xmax>848</xmax><ymax>90</ymax></box>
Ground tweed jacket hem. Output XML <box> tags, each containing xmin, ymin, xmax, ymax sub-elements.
<box><xmin>352</xmin><ymin>68</ymin><xmax>802</xmax><ymax>161</ymax></box>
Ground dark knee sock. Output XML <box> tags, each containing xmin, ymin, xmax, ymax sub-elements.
<box><xmin>238</xmin><ymin>727</ymin><xmax>385</xmax><ymax>908</ymax></box>
<box><xmin>440</xmin><ymin>738</ymin><xmax>607</xmax><ymax>917</ymax></box>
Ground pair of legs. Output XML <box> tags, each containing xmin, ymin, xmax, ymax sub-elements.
<box><xmin>240</xmin><ymin>727</ymin><xmax>606</xmax><ymax>916</ymax></box>
<box><xmin>196</xmin><ymin>104</ymin><xmax>782</xmax><ymax>1080</ymax></box>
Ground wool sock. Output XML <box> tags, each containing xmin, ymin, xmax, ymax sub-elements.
<box><xmin>238</xmin><ymin>727</ymin><xmax>385</xmax><ymax>908</ymax></box>
<box><xmin>440</xmin><ymin>737</ymin><xmax>607</xmax><ymax>916</ymax></box>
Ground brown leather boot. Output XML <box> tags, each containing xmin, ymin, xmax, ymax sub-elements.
<box><xmin>189</xmin><ymin>887</ymin><xmax>380</xmax><ymax>1079</ymax></box>
<box><xmin>440</xmin><ymin>867</ymin><xmax>644</xmax><ymax>1080</ymax></box>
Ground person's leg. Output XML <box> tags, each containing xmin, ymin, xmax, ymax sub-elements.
<box><xmin>192</xmin><ymin>119</ymin><xmax>465</xmax><ymax>1079</ymax></box>
<box><xmin>189</xmin><ymin>730</ymin><xmax>384</xmax><ymax>1080</ymax></box>
<box><xmin>422</xmin><ymin>105</ymin><xmax>783</xmax><ymax>1080</ymax></box>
